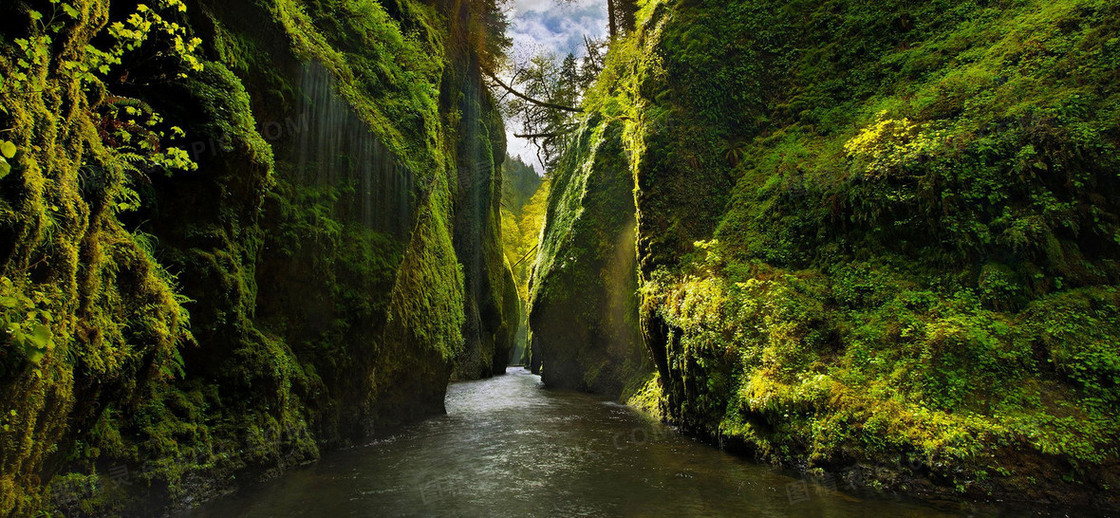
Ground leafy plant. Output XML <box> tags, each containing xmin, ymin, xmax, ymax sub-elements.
<box><xmin>0</xmin><ymin>139</ymin><xmax>15</xmax><ymax>179</ymax></box>
<box><xmin>0</xmin><ymin>276</ymin><xmax>54</xmax><ymax>369</ymax></box>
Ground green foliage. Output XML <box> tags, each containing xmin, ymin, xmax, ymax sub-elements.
<box><xmin>11</xmin><ymin>0</ymin><xmax>201</xmax><ymax>174</ymax></box>
<box><xmin>1</xmin><ymin>0</ymin><xmax>510</xmax><ymax>514</ymax></box>
<box><xmin>551</xmin><ymin>0</ymin><xmax>1120</xmax><ymax>501</ymax></box>
<box><xmin>87</xmin><ymin>0</ymin><xmax>204</xmax><ymax>79</ymax></box>
<box><xmin>0</xmin><ymin>276</ymin><xmax>54</xmax><ymax>370</ymax></box>
<box><xmin>0</xmin><ymin>139</ymin><xmax>15</xmax><ymax>179</ymax></box>
<box><xmin>1022</xmin><ymin>288</ymin><xmax>1120</xmax><ymax>408</ymax></box>
<box><xmin>643</xmin><ymin>259</ymin><xmax>1120</xmax><ymax>486</ymax></box>
<box><xmin>500</xmin><ymin>154</ymin><xmax>541</xmax><ymax>215</ymax></box>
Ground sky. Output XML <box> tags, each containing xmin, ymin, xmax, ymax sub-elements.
<box><xmin>503</xmin><ymin>0</ymin><xmax>607</xmax><ymax>174</ymax></box>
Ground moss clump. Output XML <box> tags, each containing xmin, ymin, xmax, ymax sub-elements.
<box><xmin>1</xmin><ymin>0</ymin><xmax>197</xmax><ymax>513</ymax></box>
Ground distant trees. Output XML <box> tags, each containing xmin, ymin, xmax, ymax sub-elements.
<box><xmin>483</xmin><ymin>0</ymin><xmax>632</xmax><ymax>171</ymax></box>
<box><xmin>501</xmin><ymin>173</ymin><xmax>550</xmax><ymax>302</ymax></box>
<box><xmin>488</xmin><ymin>37</ymin><xmax>604</xmax><ymax>170</ymax></box>
<box><xmin>502</xmin><ymin>154</ymin><xmax>543</xmax><ymax>213</ymax></box>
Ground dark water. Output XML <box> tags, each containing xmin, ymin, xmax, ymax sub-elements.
<box><xmin>189</xmin><ymin>367</ymin><xmax>973</xmax><ymax>517</ymax></box>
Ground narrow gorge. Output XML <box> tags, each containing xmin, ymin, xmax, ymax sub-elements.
<box><xmin>1</xmin><ymin>0</ymin><xmax>1118</xmax><ymax>516</ymax></box>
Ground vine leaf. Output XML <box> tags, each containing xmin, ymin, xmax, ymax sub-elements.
<box><xmin>27</xmin><ymin>324</ymin><xmax>52</xmax><ymax>350</ymax></box>
<box><xmin>0</xmin><ymin>141</ymin><xmax>15</xmax><ymax>179</ymax></box>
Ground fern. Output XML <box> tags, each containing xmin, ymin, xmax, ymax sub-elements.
<box><xmin>116</xmin><ymin>151</ymin><xmax>147</xmax><ymax>165</ymax></box>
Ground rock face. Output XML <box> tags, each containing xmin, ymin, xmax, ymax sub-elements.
<box><xmin>0</xmin><ymin>0</ymin><xmax>514</xmax><ymax>514</ymax></box>
<box><xmin>528</xmin><ymin>119</ymin><xmax>651</xmax><ymax>397</ymax></box>
<box><xmin>531</xmin><ymin>0</ymin><xmax>1120</xmax><ymax>509</ymax></box>
<box><xmin>450</xmin><ymin>52</ymin><xmax>517</xmax><ymax>380</ymax></box>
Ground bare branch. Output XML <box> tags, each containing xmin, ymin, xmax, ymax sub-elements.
<box><xmin>511</xmin><ymin>244</ymin><xmax>540</xmax><ymax>269</ymax></box>
<box><xmin>482</xmin><ymin>67</ymin><xmax>583</xmax><ymax>113</ymax></box>
<box><xmin>497</xmin><ymin>67</ymin><xmax>526</xmax><ymax>104</ymax></box>
<box><xmin>514</xmin><ymin>131</ymin><xmax>575</xmax><ymax>139</ymax></box>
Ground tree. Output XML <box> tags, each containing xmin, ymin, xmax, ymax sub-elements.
<box><xmin>606</xmin><ymin>0</ymin><xmax>638</xmax><ymax>39</ymax></box>
<box><xmin>556</xmin><ymin>0</ymin><xmax>636</xmax><ymax>39</ymax></box>
<box><xmin>470</xmin><ymin>0</ymin><xmax>513</xmax><ymax>73</ymax></box>
<box><xmin>482</xmin><ymin>0</ymin><xmax>618</xmax><ymax>171</ymax></box>
<box><xmin>488</xmin><ymin>38</ymin><xmax>605</xmax><ymax>170</ymax></box>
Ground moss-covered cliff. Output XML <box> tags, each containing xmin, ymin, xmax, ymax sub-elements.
<box><xmin>533</xmin><ymin>0</ymin><xmax>1120</xmax><ymax>508</ymax></box>
<box><xmin>0</xmin><ymin>0</ymin><xmax>515</xmax><ymax>514</ymax></box>
<box><xmin>527</xmin><ymin>116</ymin><xmax>650</xmax><ymax>396</ymax></box>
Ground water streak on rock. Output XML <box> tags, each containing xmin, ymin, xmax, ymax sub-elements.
<box><xmin>295</xmin><ymin>61</ymin><xmax>415</xmax><ymax>237</ymax></box>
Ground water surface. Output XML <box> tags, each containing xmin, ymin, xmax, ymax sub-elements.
<box><xmin>190</xmin><ymin>367</ymin><xmax>973</xmax><ymax>517</ymax></box>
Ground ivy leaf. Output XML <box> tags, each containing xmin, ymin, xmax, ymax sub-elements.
<box><xmin>62</xmin><ymin>4</ymin><xmax>79</xmax><ymax>18</ymax></box>
<box><xmin>0</xmin><ymin>161</ymin><xmax>10</xmax><ymax>179</ymax></box>
<box><xmin>27</xmin><ymin>323</ymin><xmax>52</xmax><ymax>350</ymax></box>
<box><xmin>1</xmin><ymin>141</ymin><xmax>16</xmax><ymax>159</ymax></box>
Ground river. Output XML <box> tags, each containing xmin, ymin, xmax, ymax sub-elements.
<box><xmin>189</xmin><ymin>367</ymin><xmax>977</xmax><ymax>517</ymax></box>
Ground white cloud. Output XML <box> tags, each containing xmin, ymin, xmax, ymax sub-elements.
<box><xmin>510</xmin><ymin>0</ymin><xmax>560</xmax><ymax>14</ymax></box>
<box><xmin>510</xmin><ymin>4</ymin><xmax>607</xmax><ymax>57</ymax></box>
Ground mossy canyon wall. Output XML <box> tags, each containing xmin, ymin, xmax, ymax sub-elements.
<box><xmin>530</xmin><ymin>0</ymin><xmax>1120</xmax><ymax>509</ymax></box>
<box><xmin>0</xmin><ymin>0</ymin><xmax>515</xmax><ymax>514</ymax></box>
<box><xmin>527</xmin><ymin>116</ymin><xmax>650</xmax><ymax>397</ymax></box>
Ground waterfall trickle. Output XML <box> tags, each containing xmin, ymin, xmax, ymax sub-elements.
<box><xmin>294</xmin><ymin>61</ymin><xmax>415</xmax><ymax>237</ymax></box>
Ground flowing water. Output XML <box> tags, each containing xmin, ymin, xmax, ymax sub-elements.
<box><xmin>189</xmin><ymin>368</ymin><xmax>980</xmax><ymax>517</ymax></box>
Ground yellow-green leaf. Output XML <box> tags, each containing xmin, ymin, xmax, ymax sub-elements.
<box><xmin>27</xmin><ymin>323</ymin><xmax>52</xmax><ymax>350</ymax></box>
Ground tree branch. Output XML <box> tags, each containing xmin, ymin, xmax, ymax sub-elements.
<box><xmin>496</xmin><ymin>67</ymin><xmax>525</xmax><ymax>104</ymax></box>
<box><xmin>514</xmin><ymin>131</ymin><xmax>575</xmax><ymax>139</ymax></box>
<box><xmin>482</xmin><ymin>67</ymin><xmax>582</xmax><ymax>113</ymax></box>
<box><xmin>511</xmin><ymin>244</ymin><xmax>539</xmax><ymax>269</ymax></box>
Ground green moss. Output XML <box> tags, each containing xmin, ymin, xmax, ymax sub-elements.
<box><xmin>0</xmin><ymin>0</ymin><xmax>198</xmax><ymax>512</ymax></box>
<box><xmin>540</xmin><ymin>0</ymin><xmax>1120</xmax><ymax>504</ymax></box>
<box><xmin>529</xmin><ymin>118</ymin><xmax>652</xmax><ymax>396</ymax></box>
<box><xmin>626</xmin><ymin>372</ymin><xmax>664</xmax><ymax>419</ymax></box>
<box><xmin>1</xmin><ymin>0</ymin><xmax>512</xmax><ymax>513</ymax></box>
